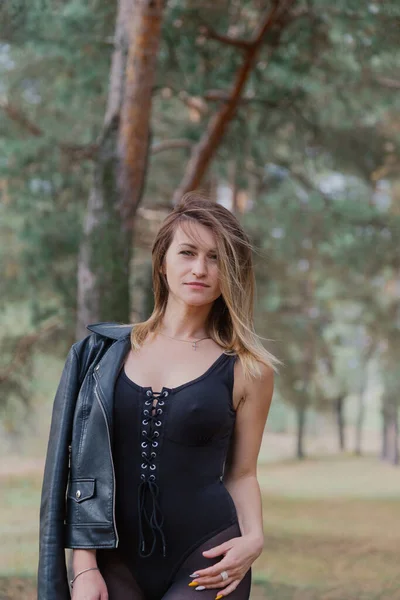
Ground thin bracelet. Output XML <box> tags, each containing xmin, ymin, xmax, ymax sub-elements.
<box><xmin>70</xmin><ymin>566</ymin><xmax>99</xmax><ymax>589</ymax></box>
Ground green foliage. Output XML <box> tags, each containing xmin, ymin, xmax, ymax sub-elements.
<box><xmin>1</xmin><ymin>0</ymin><xmax>400</xmax><ymax>443</ymax></box>
<box><xmin>0</xmin><ymin>0</ymin><xmax>116</xmax><ymax>328</ymax></box>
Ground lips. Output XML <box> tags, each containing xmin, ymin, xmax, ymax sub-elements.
<box><xmin>185</xmin><ymin>283</ymin><xmax>209</xmax><ymax>288</ymax></box>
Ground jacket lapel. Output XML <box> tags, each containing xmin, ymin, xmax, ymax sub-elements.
<box><xmin>93</xmin><ymin>334</ymin><xmax>131</xmax><ymax>427</ymax></box>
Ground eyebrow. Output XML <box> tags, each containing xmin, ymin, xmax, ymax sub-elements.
<box><xmin>178</xmin><ymin>243</ymin><xmax>217</xmax><ymax>252</ymax></box>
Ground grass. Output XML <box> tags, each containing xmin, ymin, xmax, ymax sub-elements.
<box><xmin>1</xmin><ymin>454</ymin><xmax>400</xmax><ymax>599</ymax></box>
<box><xmin>255</xmin><ymin>497</ymin><xmax>400</xmax><ymax>599</ymax></box>
<box><xmin>252</xmin><ymin>455</ymin><xmax>400</xmax><ymax>599</ymax></box>
<box><xmin>0</xmin><ymin>473</ymin><xmax>42</xmax><ymax>578</ymax></box>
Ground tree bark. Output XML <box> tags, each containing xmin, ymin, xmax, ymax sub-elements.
<box><xmin>117</xmin><ymin>0</ymin><xmax>164</xmax><ymax>230</ymax></box>
<box><xmin>76</xmin><ymin>0</ymin><xmax>164</xmax><ymax>340</ymax></box>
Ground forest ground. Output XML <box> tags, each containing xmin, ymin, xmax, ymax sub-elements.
<box><xmin>1</xmin><ymin>432</ymin><xmax>399</xmax><ymax>600</ymax></box>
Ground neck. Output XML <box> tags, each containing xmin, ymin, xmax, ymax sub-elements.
<box><xmin>160</xmin><ymin>299</ymin><xmax>212</xmax><ymax>339</ymax></box>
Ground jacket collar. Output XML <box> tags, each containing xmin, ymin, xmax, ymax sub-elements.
<box><xmin>87</xmin><ymin>321</ymin><xmax>133</xmax><ymax>340</ymax></box>
<box><xmin>88</xmin><ymin>322</ymin><xmax>137</xmax><ymax>429</ymax></box>
<box><xmin>92</xmin><ymin>330</ymin><xmax>132</xmax><ymax>429</ymax></box>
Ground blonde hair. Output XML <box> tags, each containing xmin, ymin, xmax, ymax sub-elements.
<box><xmin>131</xmin><ymin>192</ymin><xmax>281</xmax><ymax>380</ymax></box>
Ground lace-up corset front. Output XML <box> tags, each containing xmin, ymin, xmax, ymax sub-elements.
<box><xmin>112</xmin><ymin>351</ymin><xmax>238</xmax><ymax>560</ymax></box>
<box><xmin>138</xmin><ymin>388</ymin><xmax>169</xmax><ymax>557</ymax></box>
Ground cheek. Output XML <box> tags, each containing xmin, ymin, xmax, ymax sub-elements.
<box><xmin>206</xmin><ymin>280</ymin><xmax>220</xmax><ymax>296</ymax></box>
<box><xmin>212</xmin><ymin>267</ymin><xmax>221</xmax><ymax>286</ymax></box>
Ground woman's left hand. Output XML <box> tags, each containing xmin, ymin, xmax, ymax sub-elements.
<box><xmin>188</xmin><ymin>534</ymin><xmax>263</xmax><ymax>597</ymax></box>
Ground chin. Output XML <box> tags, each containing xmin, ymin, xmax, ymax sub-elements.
<box><xmin>185</xmin><ymin>294</ymin><xmax>217</xmax><ymax>307</ymax></box>
<box><xmin>184</xmin><ymin>298</ymin><xmax>210</xmax><ymax>307</ymax></box>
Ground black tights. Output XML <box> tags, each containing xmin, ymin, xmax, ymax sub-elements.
<box><xmin>97</xmin><ymin>523</ymin><xmax>252</xmax><ymax>600</ymax></box>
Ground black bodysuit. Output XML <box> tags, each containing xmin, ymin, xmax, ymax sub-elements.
<box><xmin>96</xmin><ymin>352</ymin><xmax>252</xmax><ymax>600</ymax></box>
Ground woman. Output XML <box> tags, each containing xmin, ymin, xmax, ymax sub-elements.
<box><xmin>38</xmin><ymin>193</ymin><xmax>279</xmax><ymax>600</ymax></box>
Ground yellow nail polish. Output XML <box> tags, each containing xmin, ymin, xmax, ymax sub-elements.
<box><xmin>188</xmin><ymin>581</ymin><xmax>199</xmax><ymax>587</ymax></box>
<box><xmin>216</xmin><ymin>595</ymin><xmax>224</xmax><ymax>600</ymax></box>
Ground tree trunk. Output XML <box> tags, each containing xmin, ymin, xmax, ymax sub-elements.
<box><xmin>76</xmin><ymin>0</ymin><xmax>164</xmax><ymax>340</ymax></box>
<box><xmin>385</xmin><ymin>403</ymin><xmax>399</xmax><ymax>465</ymax></box>
<box><xmin>335</xmin><ymin>394</ymin><xmax>346</xmax><ymax>452</ymax></box>
<box><xmin>296</xmin><ymin>403</ymin><xmax>306</xmax><ymax>459</ymax></box>
<box><xmin>381</xmin><ymin>398</ymin><xmax>399</xmax><ymax>465</ymax></box>
<box><xmin>380</xmin><ymin>340</ymin><xmax>399</xmax><ymax>465</ymax></box>
<box><xmin>355</xmin><ymin>364</ymin><xmax>369</xmax><ymax>456</ymax></box>
<box><xmin>354</xmin><ymin>387</ymin><xmax>366</xmax><ymax>456</ymax></box>
<box><xmin>141</xmin><ymin>261</ymin><xmax>155</xmax><ymax>321</ymax></box>
<box><xmin>355</xmin><ymin>342</ymin><xmax>375</xmax><ymax>455</ymax></box>
<box><xmin>381</xmin><ymin>410</ymin><xmax>388</xmax><ymax>461</ymax></box>
<box><xmin>117</xmin><ymin>0</ymin><xmax>163</xmax><ymax>230</ymax></box>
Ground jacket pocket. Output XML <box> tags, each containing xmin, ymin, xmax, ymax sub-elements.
<box><xmin>66</xmin><ymin>478</ymin><xmax>96</xmax><ymax>524</ymax></box>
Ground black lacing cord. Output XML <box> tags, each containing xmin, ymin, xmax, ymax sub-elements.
<box><xmin>137</xmin><ymin>390</ymin><xmax>168</xmax><ymax>558</ymax></box>
<box><xmin>137</xmin><ymin>479</ymin><xmax>166</xmax><ymax>557</ymax></box>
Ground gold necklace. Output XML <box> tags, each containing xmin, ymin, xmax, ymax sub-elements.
<box><xmin>158</xmin><ymin>331</ymin><xmax>211</xmax><ymax>351</ymax></box>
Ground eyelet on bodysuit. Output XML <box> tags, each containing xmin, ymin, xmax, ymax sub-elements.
<box><xmin>138</xmin><ymin>388</ymin><xmax>169</xmax><ymax>558</ymax></box>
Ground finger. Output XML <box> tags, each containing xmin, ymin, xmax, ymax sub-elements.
<box><xmin>206</xmin><ymin>573</ymin><xmax>238</xmax><ymax>587</ymax></box>
<box><xmin>190</xmin><ymin>569</ymin><xmax>239</xmax><ymax>587</ymax></box>
<box><xmin>198</xmin><ymin>576</ymin><xmax>235</xmax><ymax>589</ymax></box>
<box><xmin>202</xmin><ymin>540</ymin><xmax>233</xmax><ymax>558</ymax></box>
<box><xmin>214</xmin><ymin>578</ymin><xmax>241</xmax><ymax>596</ymax></box>
<box><xmin>192</xmin><ymin>557</ymin><xmax>235</xmax><ymax>579</ymax></box>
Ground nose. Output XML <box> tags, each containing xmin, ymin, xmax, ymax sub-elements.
<box><xmin>192</xmin><ymin>255</ymin><xmax>207</xmax><ymax>277</ymax></box>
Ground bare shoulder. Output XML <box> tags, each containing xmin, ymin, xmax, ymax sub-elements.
<box><xmin>232</xmin><ymin>356</ymin><xmax>274</xmax><ymax>411</ymax></box>
<box><xmin>244</xmin><ymin>361</ymin><xmax>274</xmax><ymax>397</ymax></box>
<box><xmin>226</xmin><ymin>359</ymin><xmax>275</xmax><ymax>480</ymax></box>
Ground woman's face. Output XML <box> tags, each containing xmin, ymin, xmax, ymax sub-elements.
<box><xmin>162</xmin><ymin>222</ymin><xmax>222</xmax><ymax>306</ymax></box>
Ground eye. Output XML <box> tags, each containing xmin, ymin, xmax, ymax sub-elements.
<box><xmin>179</xmin><ymin>250</ymin><xmax>217</xmax><ymax>260</ymax></box>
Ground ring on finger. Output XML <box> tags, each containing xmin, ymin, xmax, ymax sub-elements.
<box><xmin>220</xmin><ymin>571</ymin><xmax>229</xmax><ymax>581</ymax></box>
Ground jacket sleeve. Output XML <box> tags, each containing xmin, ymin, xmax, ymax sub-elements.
<box><xmin>37</xmin><ymin>343</ymin><xmax>82</xmax><ymax>600</ymax></box>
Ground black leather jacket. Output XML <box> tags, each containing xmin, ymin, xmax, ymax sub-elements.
<box><xmin>37</xmin><ymin>322</ymin><xmax>133</xmax><ymax>599</ymax></box>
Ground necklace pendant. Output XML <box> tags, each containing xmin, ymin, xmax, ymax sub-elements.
<box><xmin>192</xmin><ymin>341</ymin><xmax>197</xmax><ymax>351</ymax></box>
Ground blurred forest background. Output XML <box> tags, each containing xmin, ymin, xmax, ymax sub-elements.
<box><xmin>1</xmin><ymin>0</ymin><xmax>400</xmax><ymax>598</ymax></box>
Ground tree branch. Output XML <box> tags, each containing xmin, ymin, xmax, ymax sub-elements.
<box><xmin>177</xmin><ymin>91</ymin><xmax>209</xmax><ymax>116</ymax></box>
<box><xmin>151</xmin><ymin>139</ymin><xmax>193</xmax><ymax>154</ymax></box>
<box><xmin>0</xmin><ymin>320</ymin><xmax>61</xmax><ymax>384</ymax></box>
<box><xmin>0</xmin><ymin>100</ymin><xmax>99</xmax><ymax>160</ymax></box>
<box><xmin>199</xmin><ymin>25</ymin><xmax>254</xmax><ymax>51</ymax></box>
<box><xmin>199</xmin><ymin>6</ymin><xmax>309</xmax><ymax>50</ymax></box>
<box><xmin>0</xmin><ymin>100</ymin><xmax>42</xmax><ymax>136</ymax></box>
<box><xmin>59</xmin><ymin>142</ymin><xmax>99</xmax><ymax>160</ymax></box>
<box><xmin>172</xmin><ymin>0</ymin><xmax>297</xmax><ymax>204</ymax></box>
<box><xmin>203</xmin><ymin>88</ymin><xmax>297</xmax><ymax>109</ymax></box>
<box><xmin>374</xmin><ymin>76</ymin><xmax>400</xmax><ymax>90</ymax></box>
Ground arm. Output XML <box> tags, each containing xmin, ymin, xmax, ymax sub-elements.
<box><xmin>179</xmin><ymin>362</ymin><xmax>274</xmax><ymax>596</ymax></box>
<box><xmin>223</xmin><ymin>362</ymin><xmax>274</xmax><ymax>553</ymax></box>
<box><xmin>38</xmin><ymin>344</ymin><xmax>82</xmax><ymax>600</ymax></box>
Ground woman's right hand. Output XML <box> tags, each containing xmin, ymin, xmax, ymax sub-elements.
<box><xmin>71</xmin><ymin>568</ymin><xmax>108</xmax><ymax>600</ymax></box>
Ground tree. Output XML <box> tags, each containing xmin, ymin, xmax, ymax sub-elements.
<box><xmin>76</xmin><ymin>0</ymin><xmax>165</xmax><ymax>339</ymax></box>
<box><xmin>2</xmin><ymin>0</ymin><xmax>400</xmax><ymax>450</ymax></box>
